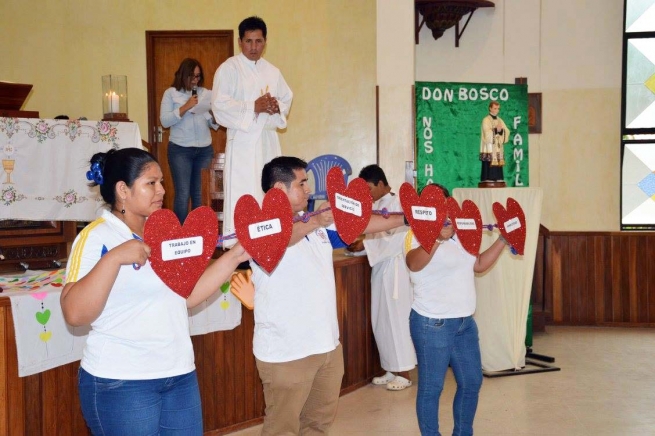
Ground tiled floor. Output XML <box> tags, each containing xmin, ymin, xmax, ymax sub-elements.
<box><xmin>228</xmin><ymin>326</ymin><xmax>655</xmax><ymax>435</ymax></box>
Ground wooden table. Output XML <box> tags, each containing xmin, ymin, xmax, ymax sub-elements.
<box><xmin>0</xmin><ymin>251</ymin><xmax>382</xmax><ymax>435</ymax></box>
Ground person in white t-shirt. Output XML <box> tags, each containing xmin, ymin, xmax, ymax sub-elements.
<box><xmin>251</xmin><ymin>156</ymin><xmax>405</xmax><ymax>435</ymax></box>
<box><xmin>61</xmin><ymin>148</ymin><xmax>250</xmax><ymax>435</ymax></box>
<box><xmin>404</xmin><ymin>183</ymin><xmax>507</xmax><ymax>436</ymax></box>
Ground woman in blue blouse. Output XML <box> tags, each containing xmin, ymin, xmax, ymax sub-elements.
<box><xmin>160</xmin><ymin>58</ymin><xmax>218</xmax><ymax>223</ymax></box>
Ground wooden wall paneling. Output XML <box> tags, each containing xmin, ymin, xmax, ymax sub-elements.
<box><xmin>648</xmin><ymin>237</ymin><xmax>655</xmax><ymax>323</ymax></box>
<box><xmin>543</xmin><ymin>235</ymin><xmax>554</xmax><ymax>323</ymax></box>
<box><xmin>619</xmin><ymin>236</ymin><xmax>632</xmax><ymax>322</ymax></box>
<box><xmin>568</xmin><ymin>236</ymin><xmax>585</xmax><ymax>324</ymax></box>
<box><xmin>0</xmin><ymin>306</ymin><xmax>8</xmax><ymax>436</ymax></box>
<box><xmin>5</xmin><ymin>305</ymin><xmax>24</xmax><ymax>435</ymax></box>
<box><xmin>632</xmin><ymin>236</ymin><xmax>648</xmax><ymax>323</ymax></box>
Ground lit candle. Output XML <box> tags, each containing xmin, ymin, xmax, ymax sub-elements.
<box><xmin>110</xmin><ymin>92</ymin><xmax>119</xmax><ymax>113</ymax></box>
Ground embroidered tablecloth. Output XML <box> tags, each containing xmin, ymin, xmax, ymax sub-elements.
<box><xmin>1</xmin><ymin>270</ymin><xmax>242</xmax><ymax>377</ymax></box>
<box><xmin>0</xmin><ymin>118</ymin><xmax>142</xmax><ymax>221</ymax></box>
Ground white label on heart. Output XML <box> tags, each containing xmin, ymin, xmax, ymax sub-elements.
<box><xmin>161</xmin><ymin>236</ymin><xmax>204</xmax><ymax>261</ymax></box>
<box><xmin>248</xmin><ymin>218</ymin><xmax>282</xmax><ymax>239</ymax></box>
<box><xmin>456</xmin><ymin>218</ymin><xmax>477</xmax><ymax>230</ymax></box>
<box><xmin>335</xmin><ymin>193</ymin><xmax>362</xmax><ymax>217</ymax></box>
<box><xmin>411</xmin><ymin>206</ymin><xmax>437</xmax><ymax>221</ymax></box>
<box><xmin>504</xmin><ymin>217</ymin><xmax>521</xmax><ymax>232</ymax></box>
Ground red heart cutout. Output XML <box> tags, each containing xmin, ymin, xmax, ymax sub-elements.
<box><xmin>144</xmin><ymin>206</ymin><xmax>218</xmax><ymax>299</ymax></box>
<box><xmin>492</xmin><ymin>197</ymin><xmax>526</xmax><ymax>255</ymax></box>
<box><xmin>234</xmin><ymin>188</ymin><xmax>293</xmax><ymax>274</ymax></box>
<box><xmin>446</xmin><ymin>197</ymin><xmax>482</xmax><ymax>256</ymax></box>
<box><xmin>326</xmin><ymin>167</ymin><xmax>372</xmax><ymax>245</ymax></box>
<box><xmin>399</xmin><ymin>183</ymin><xmax>447</xmax><ymax>253</ymax></box>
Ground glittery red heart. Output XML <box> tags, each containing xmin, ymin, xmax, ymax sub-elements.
<box><xmin>446</xmin><ymin>197</ymin><xmax>482</xmax><ymax>256</ymax></box>
<box><xmin>144</xmin><ymin>206</ymin><xmax>218</xmax><ymax>299</ymax></box>
<box><xmin>234</xmin><ymin>188</ymin><xmax>293</xmax><ymax>274</ymax></box>
<box><xmin>399</xmin><ymin>183</ymin><xmax>447</xmax><ymax>253</ymax></box>
<box><xmin>326</xmin><ymin>167</ymin><xmax>373</xmax><ymax>245</ymax></box>
<box><xmin>492</xmin><ymin>197</ymin><xmax>526</xmax><ymax>255</ymax></box>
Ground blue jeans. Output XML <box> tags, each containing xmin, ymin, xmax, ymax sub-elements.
<box><xmin>167</xmin><ymin>142</ymin><xmax>214</xmax><ymax>223</ymax></box>
<box><xmin>78</xmin><ymin>367</ymin><xmax>203</xmax><ymax>435</ymax></box>
<box><xmin>409</xmin><ymin>310</ymin><xmax>483</xmax><ymax>436</ymax></box>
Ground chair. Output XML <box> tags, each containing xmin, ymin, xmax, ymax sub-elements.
<box><xmin>306</xmin><ymin>154</ymin><xmax>352</xmax><ymax>212</ymax></box>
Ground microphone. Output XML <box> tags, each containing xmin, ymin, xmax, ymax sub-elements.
<box><xmin>192</xmin><ymin>86</ymin><xmax>198</xmax><ymax>97</ymax></box>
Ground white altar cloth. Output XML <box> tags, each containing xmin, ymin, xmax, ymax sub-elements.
<box><xmin>1</xmin><ymin>269</ymin><xmax>242</xmax><ymax>377</ymax></box>
<box><xmin>453</xmin><ymin>187</ymin><xmax>542</xmax><ymax>372</ymax></box>
<box><xmin>0</xmin><ymin>118</ymin><xmax>142</xmax><ymax>221</ymax></box>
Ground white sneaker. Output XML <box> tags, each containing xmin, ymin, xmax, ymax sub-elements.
<box><xmin>372</xmin><ymin>372</ymin><xmax>395</xmax><ymax>385</ymax></box>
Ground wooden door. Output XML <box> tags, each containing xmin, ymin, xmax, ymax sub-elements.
<box><xmin>146</xmin><ymin>30</ymin><xmax>233</xmax><ymax>211</ymax></box>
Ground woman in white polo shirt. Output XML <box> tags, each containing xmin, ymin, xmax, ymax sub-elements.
<box><xmin>404</xmin><ymin>184</ymin><xmax>507</xmax><ymax>436</ymax></box>
<box><xmin>61</xmin><ymin>148</ymin><xmax>249</xmax><ymax>435</ymax></box>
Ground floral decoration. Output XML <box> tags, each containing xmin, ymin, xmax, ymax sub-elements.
<box><xmin>96</xmin><ymin>121</ymin><xmax>119</xmax><ymax>147</ymax></box>
<box><xmin>2</xmin><ymin>185</ymin><xmax>26</xmax><ymax>206</ymax></box>
<box><xmin>55</xmin><ymin>189</ymin><xmax>87</xmax><ymax>208</ymax></box>
<box><xmin>0</xmin><ymin>117</ymin><xmax>19</xmax><ymax>138</ymax></box>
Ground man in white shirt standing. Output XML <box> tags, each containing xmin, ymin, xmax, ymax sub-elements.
<box><xmin>212</xmin><ymin>16</ymin><xmax>293</xmax><ymax>246</ymax></box>
<box><xmin>249</xmin><ymin>156</ymin><xmax>406</xmax><ymax>435</ymax></box>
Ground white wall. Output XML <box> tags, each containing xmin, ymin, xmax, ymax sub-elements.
<box><xmin>413</xmin><ymin>0</ymin><xmax>624</xmax><ymax>230</ymax></box>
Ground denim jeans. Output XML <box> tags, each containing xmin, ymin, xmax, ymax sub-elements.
<box><xmin>78</xmin><ymin>367</ymin><xmax>203</xmax><ymax>435</ymax></box>
<box><xmin>409</xmin><ymin>310</ymin><xmax>483</xmax><ymax>436</ymax></box>
<box><xmin>167</xmin><ymin>142</ymin><xmax>214</xmax><ymax>223</ymax></box>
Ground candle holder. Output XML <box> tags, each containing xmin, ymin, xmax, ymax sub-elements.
<box><xmin>102</xmin><ymin>75</ymin><xmax>129</xmax><ymax>121</ymax></box>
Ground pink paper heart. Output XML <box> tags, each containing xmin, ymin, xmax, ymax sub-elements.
<box><xmin>30</xmin><ymin>292</ymin><xmax>48</xmax><ymax>300</ymax></box>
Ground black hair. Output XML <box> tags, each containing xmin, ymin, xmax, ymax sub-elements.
<box><xmin>426</xmin><ymin>183</ymin><xmax>450</xmax><ymax>198</ymax></box>
<box><xmin>239</xmin><ymin>16</ymin><xmax>267</xmax><ymax>39</ymax></box>
<box><xmin>89</xmin><ymin>148</ymin><xmax>157</xmax><ymax>208</ymax></box>
<box><xmin>261</xmin><ymin>156</ymin><xmax>307</xmax><ymax>193</ymax></box>
<box><xmin>171</xmin><ymin>58</ymin><xmax>204</xmax><ymax>91</ymax></box>
<box><xmin>358</xmin><ymin>164</ymin><xmax>389</xmax><ymax>187</ymax></box>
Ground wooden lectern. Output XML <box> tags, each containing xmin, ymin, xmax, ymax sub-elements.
<box><xmin>0</xmin><ymin>82</ymin><xmax>77</xmax><ymax>272</ymax></box>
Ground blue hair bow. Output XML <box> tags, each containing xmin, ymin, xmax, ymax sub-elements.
<box><xmin>86</xmin><ymin>162</ymin><xmax>104</xmax><ymax>185</ymax></box>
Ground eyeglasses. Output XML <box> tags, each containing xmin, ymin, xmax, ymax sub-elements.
<box><xmin>191</xmin><ymin>74</ymin><xmax>202</xmax><ymax>80</ymax></box>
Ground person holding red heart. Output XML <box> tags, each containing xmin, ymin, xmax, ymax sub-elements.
<box><xmin>61</xmin><ymin>147</ymin><xmax>250</xmax><ymax>435</ymax></box>
<box><xmin>404</xmin><ymin>183</ymin><xmax>508</xmax><ymax>436</ymax></box>
<box><xmin>250</xmin><ymin>156</ymin><xmax>405</xmax><ymax>435</ymax></box>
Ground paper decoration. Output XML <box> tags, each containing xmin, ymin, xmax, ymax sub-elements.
<box><xmin>492</xmin><ymin>197</ymin><xmax>526</xmax><ymax>255</ymax></box>
<box><xmin>446</xmin><ymin>197</ymin><xmax>483</xmax><ymax>256</ymax></box>
<box><xmin>234</xmin><ymin>188</ymin><xmax>293</xmax><ymax>274</ymax></box>
<box><xmin>399</xmin><ymin>183</ymin><xmax>447</xmax><ymax>253</ymax></box>
<box><xmin>144</xmin><ymin>206</ymin><xmax>218</xmax><ymax>298</ymax></box>
<box><xmin>326</xmin><ymin>167</ymin><xmax>373</xmax><ymax>245</ymax></box>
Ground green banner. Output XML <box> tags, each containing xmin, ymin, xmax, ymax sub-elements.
<box><xmin>415</xmin><ymin>82</ymin><xmax>529</xmax><ymax>192</ymax></box>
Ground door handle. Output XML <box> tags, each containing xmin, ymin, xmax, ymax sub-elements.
<box><xmin>156</xmin><ymin>126</ymin><xmax>163</xmax><ymax>143</ymax></box>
